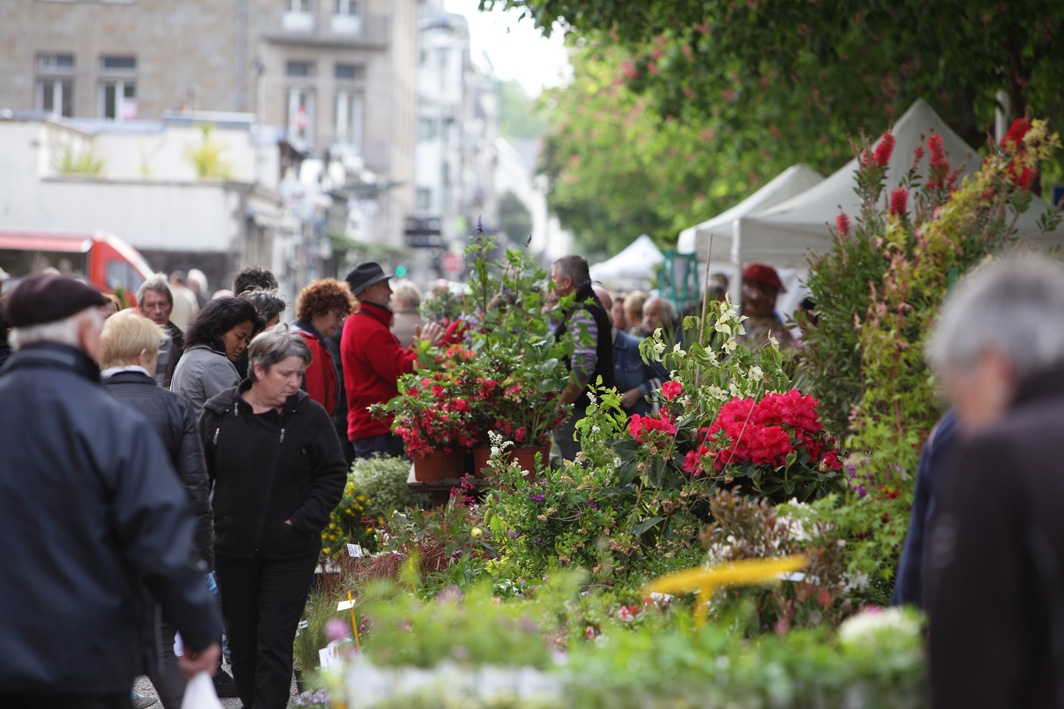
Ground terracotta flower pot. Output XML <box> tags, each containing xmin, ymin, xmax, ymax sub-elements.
<box><xmin>413</xmin><ymin>449</ymin><xmax>465</xmax><ymax>481</ymax></box>
<box><xmin>473</xmin><ymin>445</ymin><xmax>551</xmax><ymax>480</ymax></box>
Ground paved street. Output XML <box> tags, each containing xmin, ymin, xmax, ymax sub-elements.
<box><xmin>131</xmin><ymin>662</ymin><xmax>298</xmax><ymax>708</ymax></box>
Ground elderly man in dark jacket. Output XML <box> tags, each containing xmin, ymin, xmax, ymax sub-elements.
<box><xmin>926</xmin><ymin>258</ymin><xmax>1064</xmax><ymax>708</ymax></box>
<box><xmin>137</xmin><ymin>274</ymin><xmax>186</xmax><ymax>388</ymax></box>
<box><xmin>101</xmin><ymin>309</ymin><xmax>215</xmax><ymax>709</ymax></box>
<box><xmin>0</xmin><ymin>274</ymin><xmax>220</xmax><ymax>709</ymax></box>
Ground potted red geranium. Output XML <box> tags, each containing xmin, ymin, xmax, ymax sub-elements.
<box><xmin>683</xmin><ymin>390</ymin><xmax>845</xmax><ymax>503</ymax></box>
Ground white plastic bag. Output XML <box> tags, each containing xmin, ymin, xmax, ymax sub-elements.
<box><xmin>181</xmin><ymin>671</ymin><xmax>224</xmax><ymax>709</ymax></box>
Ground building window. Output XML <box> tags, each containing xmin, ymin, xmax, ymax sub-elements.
<box><xmin>284</xmin><ymin>0</ymin><xmax>314</xmax><ymax>32</ymax></box>
<box><xmin>38</xmin><ymin>53</ymin><xmax>75</xmax><ymax>72</ymax></box>
<box><xmin>334</xmin><ymin>63</ymin><xmax>364</xmax><ymax>81</ymax></box>
<box><xmin>100</xmin><ymin>55</ymin><xmax>136</xmax><ymax>73</ymax></box>
<box><xmin>334</xmin><ymin>90</ymin><xmax>362</xmax><ymax>151</ymax></box>
<box><xmin>36</xmin><ymin>53</ymin><xmax>74</xmax><ymax>117</ymax></box>
<box><xmin>38</xmin><ymin>79</ymin><xmax>74</xmax><ymax>117</ymax></box>
<box><xmin>331</xmin><ymin>0</ymin><xmax>362</xmax><ymax>34</ymax></box>
<box><xmin>416</xmin><ymin>188</ymin><xmax>432</xmax><ymax>212</ymax></box>
<box><xmin>99</xmin><ymin>55</ymin><xmax>136</xmax><ymax>120</ymax></box>
<box><xmin>100</xmin><ymin>81</ymin><xmax>136</xmax><ymax>120</ymax></box>
<box><xmin>287</xmin><ymin>88</ymin><xmax>315</xmax><ymax>147</ymax></box>
<box><xmin>286</xmin><ymin>60</ymin><xmax>315</xmax><ymax>77</ymax></box>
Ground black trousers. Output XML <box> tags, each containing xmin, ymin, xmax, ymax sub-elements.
<box><xmin>148</xmin><ymin>617</ymin><xmax>186</xmax><ymax>709</ymax></box>
<box><xmin>214</xmin><ymin>553</ymin><xmax>318</xmax><ymax>709</ymax></box>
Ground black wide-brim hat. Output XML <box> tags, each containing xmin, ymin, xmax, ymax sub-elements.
<box><xmin>345</xmin><ymin>262</ymin><xmax>392</xmax><ymax>296</ymax></box>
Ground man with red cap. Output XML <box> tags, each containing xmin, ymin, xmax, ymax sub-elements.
<box><xmin>0</xmin><ymin>274</ymin><xmax>221</xmax><ymax>708</ymax></box>
<box><xmin>740</xmin><ymin>262</ymin><xmax>794</xmax><ymax>350</ymax></box>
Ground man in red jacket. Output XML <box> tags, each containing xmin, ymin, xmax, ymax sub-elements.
<box><xmin>341</xmin><ymin>262</ymin><xmax>442</xmax><ymax>459</ymax></box>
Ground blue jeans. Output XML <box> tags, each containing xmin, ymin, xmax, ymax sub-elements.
<box><xmin>352</xmin><ymin>433</ymin><xmax>406</xmax><ymax>459</ymax></box>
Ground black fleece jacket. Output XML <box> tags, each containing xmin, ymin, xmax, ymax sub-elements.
<box><xmin>199</xmin><ymin>382</ymin><xmax>347</xmax><ymax>559</ymax></box>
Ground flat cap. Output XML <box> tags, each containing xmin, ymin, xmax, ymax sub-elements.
<box><xmin>5</xmin><ymin>273</ymin><xmax>108</xmax><ymax>328</ymax></box>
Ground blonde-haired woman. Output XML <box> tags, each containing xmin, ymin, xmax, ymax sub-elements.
<box><xmin>101</xmin><ymin>310</ymin><xmax>213</xmax><ymax>709</ymax></box>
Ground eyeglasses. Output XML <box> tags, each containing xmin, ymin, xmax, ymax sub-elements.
<box><xmin>331</xmin><ymin>309</ymin><xmax>346</xmax><ymax>321</ymax></box>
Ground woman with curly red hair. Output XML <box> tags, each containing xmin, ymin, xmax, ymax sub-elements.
<box><xmin>291</xmin><ymin>279</ymin><xmax>354</xmax><ymax>415</ymax></box>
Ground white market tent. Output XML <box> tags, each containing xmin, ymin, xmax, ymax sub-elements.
<box><xmin>677</xmin><ymin>163</ymin><xmax>825</xmax><ymax>261</ymax></box>
<box><xmin>703</xmin><ymin>98</ymin><xmax>1064</xmax><ymax>270</ymax></box>
<box><xmin>589</xmin><ymin>233</ymin><xmax>664</xmax><ymax>283</ymax></box>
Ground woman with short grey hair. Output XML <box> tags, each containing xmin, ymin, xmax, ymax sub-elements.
<box><xmin>246</xmin><ymin>323</ymin><xmax>312</xmax><ymax>380</ymax></box>
<box><xmin>198</xmin><ymin>323</ymin><xmax>345</xmax><ymax>709</ymax></box>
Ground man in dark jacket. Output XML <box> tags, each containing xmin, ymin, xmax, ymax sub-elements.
<box><xmin>138</xmin><ymin>274</ymin><xmax>185</xmax><ymax>388</ymax></box>
<box><xmin>550</xmin><ymin>255</ymin><xmax>615</xmax><ymax>461</ymax></box>
<box><xmin>101</xmin><ymin>309</ymin><xmax>215</xmax><ymax>708</ymax></box>
<box><xmin>0</xmin><ymin>274</ymin><xmax>220</xmax><ymax>709</ymax></box>
<box><xmin>926</xmin><ymin>258</ymin><xmax>1064</xmax><ymax>708</ymax></box>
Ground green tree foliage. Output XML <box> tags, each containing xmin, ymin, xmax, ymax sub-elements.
<box><xmin>490</xmin><ymin>0</ymin><xmax>1064</xmax><ymax>185</ymax></box>
<box><xmin>497</xmin><ymin>190</ymin><xmax>534</xmax><ymax>242</ymax></box>
<box><xmin>498</xmin><ymin>78</ymin><xmax>548</xmax><ymax>139</ymax></box>
<box><xmin>541</xmin><ymin>42</ymin><xmax>779</xmax><ymax>259</ymax></box>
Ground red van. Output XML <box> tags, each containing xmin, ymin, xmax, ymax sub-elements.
<box><xmin>0</xmin><ymin>230</ymin><xmax>154</xmax><ymax>301</ymax></box>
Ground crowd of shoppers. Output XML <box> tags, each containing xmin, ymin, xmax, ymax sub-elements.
<box><xmin>0</xmin><ymin>250</ymin><xmax>809</xmax><ymax>708</ymax></box>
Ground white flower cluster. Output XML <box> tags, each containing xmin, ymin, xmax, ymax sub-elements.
<box><xmin>837</xmin><ymin>606</ymin><xmax>922</xmax><ymax>647</ymax></box>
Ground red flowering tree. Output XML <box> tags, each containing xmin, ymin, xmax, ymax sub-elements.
<box><xmin>800</xmin><ymin>117</ymin><xmax>1061</xmax><ymax>601</ymax></box>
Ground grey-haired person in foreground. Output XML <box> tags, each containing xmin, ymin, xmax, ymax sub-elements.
<box><xmin>926</xmin><ymin>257</ymin><xmax>1064</xmax><ymax>708</ymax></box>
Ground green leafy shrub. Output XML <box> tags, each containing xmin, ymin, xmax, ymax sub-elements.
<box><xmin>358</xmin><ymin>583</ymin><xmax>553</xmax><ymax>669</ymax></box>
<box><xmin>351</xmin><ymin>455</ymin><xmax>429</xmax><ymax>534</ymax></box>
<box><xmin>565</xmin><ymin>609</ymin><xmax>927</xmax><ymax>709</ymax></box>
<box><xmin>801</xmin><ymin>119</ymin><xmax>1061</xmax><ymax>601</ymax></box>
<box><xmin>322</xmin><ymin>456</ymin><xmax>429</xmax><ymax>558</ymax></box>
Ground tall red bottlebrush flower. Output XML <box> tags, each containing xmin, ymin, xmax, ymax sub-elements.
<box><xmin>1001</xmin><ymin>118</ymin><xmax>1036</xmax><ymax>191</ymax></box>
<box><xmin>1001</xmin><ymin>118</ymin><xmax>1031</xmax><ymax>150</ymax></box>
<box><xmin>872</xmin><ymin>132</ymin><xmax>895</xmax><ymax>166</ymax></box>
<box><xmin>889</xmin><ymin>188</ymin><xmax>908</xmax><ymax>216</ymax></box>
<box><xmin>926</xmin><ymin>133</ymin><xmax>950</xmax><ymax>190</ymax></box>
<box><xmin>836</xmin><ymin>212</ymin><xmax>851</xmax><ymax>236</ymax></box>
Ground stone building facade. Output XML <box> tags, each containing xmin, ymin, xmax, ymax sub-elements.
<box><xmin>0</xmin><ymin>0</ymin><xmax>417</xmax><ymax>247</ymax></box>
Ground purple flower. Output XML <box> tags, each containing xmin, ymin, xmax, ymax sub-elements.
<box><xmin>509</xmin><ymin>530</ymin><xmax>521</xmax><ymax>539</ymax></box>
<box><xmin>584</xmin><ymin>501</ymin><xmax>599</xmax><ymax>510</ymax></box>
<box><xmin>324</xmin><ymin>618</ymin><xmax>350</xmax><ymax>642</ymax></box>
<box><xmin>528</xmin><ymin>493</ymin><xmax>546</xmax><ymax>503</ymax></box>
